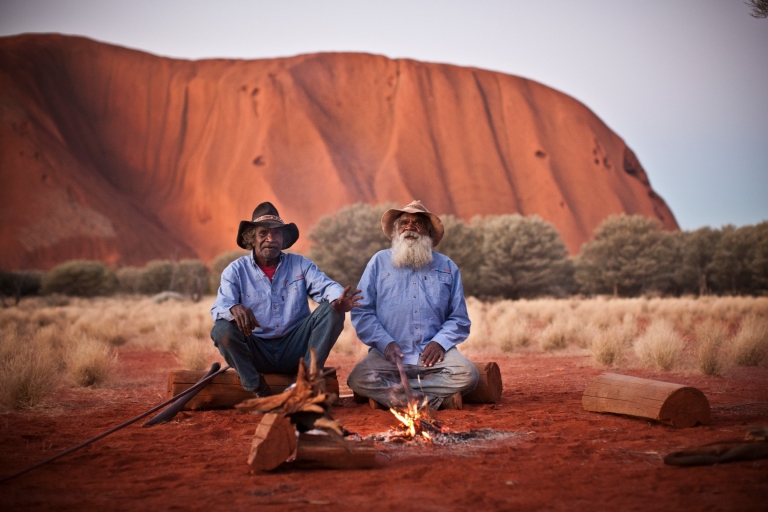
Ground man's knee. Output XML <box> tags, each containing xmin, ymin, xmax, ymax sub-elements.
<box><xmin>314</xmin><ymin>300</ymin><xmax>345</xmax><ymax>327</ymax></box>
<box><xmin>210</xmin><ymin>319</ymin><xmax>240</xmax><ymax>348</ymax></box>
<box><xmin>445</xmin><ymin>350</ymin><xmax>480</xmax><ymax>393</ymax></box>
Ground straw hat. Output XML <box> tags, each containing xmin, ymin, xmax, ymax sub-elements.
<box><xmin>381</xmin><ymin>200</ymin><xmax>444</xmax><ymax>246</ymax></box>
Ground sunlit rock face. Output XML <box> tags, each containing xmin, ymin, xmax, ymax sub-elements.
<box><xmin>0</xmin><ymin>34</ymin><xmax>677</xmax><ymax>270</ymax></box>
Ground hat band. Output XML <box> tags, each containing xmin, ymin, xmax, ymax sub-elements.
<box><xmin>253</xmin><ymin>214</ymin><xmax>284</xmax><ymax>224</ymax></box>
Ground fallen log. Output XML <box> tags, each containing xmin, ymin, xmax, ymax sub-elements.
<box><xmin>353</xmin><ymin>361</ymin><xmax>502</xmax><ymax>406</ymax></box>
<box><xmin>248</xmin><ymin>413</ymin><xmax>297</xmax><ymax>472</ymax></box>
<box><xmin>167</xmin><ymin>368</ymin><xmax>339</xmax><ymax>410</ymax></box>
<box><xmin>289</xmin><ymin>433</ymin><xmax>377</xmax><ymax>470</ymax></box>
<box><xmin>582</xmin><ymin>373</ymin><xmax>710</xmax><ymax>428</ymax></box>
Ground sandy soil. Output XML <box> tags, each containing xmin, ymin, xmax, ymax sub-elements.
<box><xmin>1</xmin><ymin>350</ymin><xmax>766</xmax><ymax>511</ymax></box>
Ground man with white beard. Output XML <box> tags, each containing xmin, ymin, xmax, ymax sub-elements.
<box><xmin>348</xmin><ymin>200</ymin><xmax>479</xmax><ymax>409</ymax></box>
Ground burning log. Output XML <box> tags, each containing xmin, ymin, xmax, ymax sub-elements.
<box><xmin>166</xmin><ymin>367</ymin><xmax>339</xmax><ymax>411</ymax></box>
<box><xmin>582</xmin><ymin>373</ymin><xmax>710</xmax><ymax>428</ymax></box>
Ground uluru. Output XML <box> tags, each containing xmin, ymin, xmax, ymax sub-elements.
<box><xmin>0</xmin><ymin>34</ymin><xmax>677</xmax><ymax>270</ymax></box>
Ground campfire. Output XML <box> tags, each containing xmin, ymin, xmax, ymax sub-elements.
<box><xmin>388</xmin><ymin>398</ymin><xmax>445</xmax><ymax>443</ymax></box>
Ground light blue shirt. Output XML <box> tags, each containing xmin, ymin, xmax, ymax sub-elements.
<box><xmin>351</xmin><ymin>249</ymin><xmax>471</xmax><ymax>365</ymax></box>
<box><xmin>211</xmin><ymin>252</ymin><xmax>345</xmax><ymax>339</ymax></box>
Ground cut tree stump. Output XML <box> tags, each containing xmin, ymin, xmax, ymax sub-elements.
<box><xmin>582</xmin><ymin>373</ymin><xmax>710</xmax><ymax>428</ymax></box>
<box><xmin>248</xmin><ymin>413</ymin><xmax>297</xmax><ymax>472</ymax></box>
<box><xmin>167</xmin><ymin>368</ymin><xmax>339</xmax><ymax>410</ymax></box>
<box><xmin>290</xmin><ymin>433</ymin><xmax>377</xmax><ymax>470</ymax></box>
<box><xmin>354</xmin><ymin>361</ymin><xmax>502</xmax><ymax>407</ymax></box>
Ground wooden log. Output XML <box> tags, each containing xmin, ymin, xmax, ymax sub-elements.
<box><xmin>464</xmin><ymin>362</ymin><xmax>503</xmax><ymax>404</ymax></box>
<box><xmin>289</xmin><ymin>433</ymin><xmax>377</xmax><ymax>470</ymax></box>
<box><xmin>248</xmin><ymin>413</ymin><xmax>297</xmax><ymax>472</ymax></box>
<box><xmin>353</xmin><ymin>361</ymin><xmax>502</xmax><ymax>405</ymax></box>
<box><xmin>167</xmin><ymin>368</ymin><xmax>339</xmax><ymax>410</ymax></box>
<box><xmin>582</xmin><ymin>373</ymin><xmax>710</xmax><ymax>428</ymax></box>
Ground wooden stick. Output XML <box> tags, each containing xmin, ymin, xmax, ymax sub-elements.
<box><xmin>582</xmin><ymin>373</ymin><xmax>710</xmax><ymax>428</ymax></box>
<box><xmin>167</xmin><ymin>368</ymin><xmax>340</xmax><ymax>410</ymax></box>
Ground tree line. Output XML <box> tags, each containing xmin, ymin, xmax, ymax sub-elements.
<box><xmin>2</xmin><ymin>203</ymin><xmax>765</xmax><ymax>302</ymax></box>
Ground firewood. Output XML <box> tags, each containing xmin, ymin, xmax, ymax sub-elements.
<box><xmin>582</xmin><ymin>373</ymin><xmax>710</xmax><ymax>428</ymax></box>
<box><xmin>167</xmin><ymin>367</ymin><xmax>339</xmax><ymax>411</ymax></box>
<box><xmin>290</xmin><ymin>433</ymin><xmax>377</xmax><ymax>470</ymax></box>
<box><xmin>353</xmin><ymin>361</ymin><xmax>503</xmax><ymax>405</ymax></box>
<box><xmin>248</xmin><ymin>413</ymin><xmax>297</xmax><ymax>472</ymax></box>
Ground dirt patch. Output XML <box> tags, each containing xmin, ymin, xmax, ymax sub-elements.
<box><xmin>1</xmin><ymin>350</ymin><xmax>767</xmax><ymax>511</ymax></box>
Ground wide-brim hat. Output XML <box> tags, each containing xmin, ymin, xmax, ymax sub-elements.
<box><xmin>236</xmin><ymin>202</ymin><xmax>299</xmax><ymax>250</ymax></box>
<box><xmin>381</xmin><ymin>200</ymin><xmax>444</xmax><ymax>246</ymax></box>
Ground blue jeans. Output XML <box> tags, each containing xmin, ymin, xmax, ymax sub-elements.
<box><xmin>347</xmin><ymin>347</ymin><xmax>479</xmax><ymax>408</ymax></box>
<box><xmin>210</xmin><ymin>301</ymin><xmax>344</xmax><ymax>391</ymax></box>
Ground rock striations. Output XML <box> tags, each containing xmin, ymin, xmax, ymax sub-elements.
<box><xmin>0</xmin><ymin>34</ymin><xmax>677</xmax><ymax>270</ymax></box>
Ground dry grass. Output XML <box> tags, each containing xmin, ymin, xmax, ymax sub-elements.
<box><xmin>174</xmin><ymin>337</ymin><xmax>217</xmax><ymax>371</ymax></box>
<box><xmin>730</xmin><ymin>314</ymin><xmax>768</xmax><ymax>366</ymax></box>
<box><xmin>0</xmin><ymin>324</ymin><xmax>60</xmax><ymax>408</ymax></box>
<box><xmin>633</xmin><ymin>320</ymin><xmax>685</xmax><ymax>371</ymax></box>
<box><xmin>590</xmin><ymin>323</ymin><xmax>635</xmax><ymax>367</ymax></box>
<box><xmin>694</xmin><ymin>320</ymin><xmax>728</xmax><ymax>375</ymax></box>
<box><xmin>65</xmin><ymin>335</ymin><xmax>118</xmax><ymax>387</ymax></box>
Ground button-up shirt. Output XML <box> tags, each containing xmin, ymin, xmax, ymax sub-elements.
<box><xmin>211</xmin><ymin>252</ymin><xmax>344</xmax><ymax>339</ymax></box>
<box><xmin>351</xmin><ymin>249</ymin><xmax>470</xmax><ymax>365</ymax></box>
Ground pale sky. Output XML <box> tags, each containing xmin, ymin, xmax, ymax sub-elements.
<box><xmin>1</xmin><ymin>0</ymin><xmax>766</xmax><ymax>230</ymax></box>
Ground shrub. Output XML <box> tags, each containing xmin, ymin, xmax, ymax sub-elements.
<box><xmin>590</xmin><ymin>324</ymin><xmax>634</xmax><ymax>366</ymax></box>
<box><xmin>40</xmin><ymin>260</ymin><xmax>118</xmax><ymax>297</ymax></box>
<box><xmin>209</xmin><ymin>250</ymin><xmax>248</xmax><ymax>293</ymax></box>
<box><xmin>479</xmin><ymin>215</ymin><xmax>574</xmax><ymax>299</ymax></box>
<box><xmin>694</xmin><ymin>321</ymin><xmax>727</xmax><ymax>375</ymax></box>
<box><xmin>138</xmin><ymin>260</ymin><xmax>175</xmax><ymax>295</ymax></box>
<box><xmin>438</xmin><ymin>215</ymin><xmax>484</xmax><ymax>297</ymax></box>
<box><xmin>575</xmin><ymin>215</ymin><xmax>678</xmax><ymax>297</ymax></box>
<box><xmin>308</xmin><ymin>203</ymin><xmax>394</xmax><ymax>287</ymax></box>
<box><xmin>65</xmin><ymin>336</ymin><xmax>117</xmax><ymax>387</ymax></box>
<box><xmin>633</xmin><ymin>320</ymin><xmax>685</xmax><ymax>370</ymax></box>
<box><xmin>175</xmin><ymin>260</ymin><xmax>210</xmax><ymax>301</ymax></box>
<box><xmin>0</xmin><ymin>270</ymin><xmax>43</xmax><ymax>305</ymax></box>
<box><xmin>730</xmin><ymin>315</ymin><xmax>768</xmax><ymax>366</ymax></box>
<box><xmin>116</xmin><ymin>267</ymin><xmax>143</xmax><ymax>294</ymax></box>
<box><xmin>174</xmin><ymin>338</ymin><xmax>212</xmax><ymax>371</ymax></box>
<box><xmin>539</xmin><ymin>318</ymin><xmax>568</xmax><ymax>351</ymax></box>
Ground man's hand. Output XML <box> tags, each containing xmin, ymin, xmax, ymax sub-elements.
<box><xmin>230</xmin><ymin>304</ymin><xmax>260</xmax><ymax>335</ymax></box>
<box><xmin>384</xmin><ymin>341</ymin><xmax>404</xmax><ymax>365</ymax></box>
<box><xmin>331</xmin><ymin>286</ymin><xmax>363</xmax><ymax>313</ymax></box>
<box><xmin>421</xmin><ymin>341</ymin><xmax>445</xmax><ymax>367</ymax></box>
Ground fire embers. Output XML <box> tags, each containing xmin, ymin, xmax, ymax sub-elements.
<box><xmin>387</xmin><ymin>398</ymin><xmax>445</xmax><ymax>443</ymax></box>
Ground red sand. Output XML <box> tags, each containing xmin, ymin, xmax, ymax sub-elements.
<box><xmin>2</xmin><ymin>350</ymin><xmax>766</xmax><ymax>511</ymax></box>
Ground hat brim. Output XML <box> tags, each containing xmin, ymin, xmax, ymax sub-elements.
<box><xmin>381</xmin><ymin>208</ymin><xmax>444</xmax><ymax>246</ymax></box>
<box><xmin>237</xmin><ymin>221</ymin><xmax>299</xmax><ymax>250</ymax></box>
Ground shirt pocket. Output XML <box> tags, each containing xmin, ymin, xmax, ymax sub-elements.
<box><xmin>283</xmin><ymin>275</ymin><xmax>308</xmax><ymax>314</ymax></box>
<box><xmin>246</xmin><ymin>291</ymin><xmax>270</xmax><ymax>320</ymax></box>
<box><xmin>377</xmin><ymin>272</ymin><xmax>405</xmax><ymax>306</ymax></box>
<box><xmin>426</xmin><ymin>268</ymin><xmax>452</xmax><ymax>302</ymax></box>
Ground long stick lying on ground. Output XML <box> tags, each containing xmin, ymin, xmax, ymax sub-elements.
<box><xmin>142</xmin><ymin>363</ymin><xmax>222</xmax><ymax>426</ymax></box>
<box><xmin>0</xmin><ymin>362</ymin><xmax>230</xmax><ymax>484</ymax></box>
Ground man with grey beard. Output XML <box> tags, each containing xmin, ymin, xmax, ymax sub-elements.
<box><xmin>348</xmin><ymin>200</ymin><xmax>479</xmax><ymax>409</ymax></box>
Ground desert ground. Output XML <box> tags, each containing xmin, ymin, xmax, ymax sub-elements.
<box><xmin>1</xmin><ymin>295</ymin><xmax>766</xmax><ymax>511</ymax></box>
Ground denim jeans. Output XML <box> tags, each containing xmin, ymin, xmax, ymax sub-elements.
<box><xmin>346</xmin><ymin>347</ymin><xmax>479</xmax><ymax>408</ymax></box>
<box><xmin>210</xmin><ymin>301</ymin><xmax>344</xmax><ymax>391</ymax></box>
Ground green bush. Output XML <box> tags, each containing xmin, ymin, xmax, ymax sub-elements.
<box><xmin>0</xmin><ymin>270</ymin><xmax>43</xmax><ymax>305</ymax></box>
<box><xmin>175</xmin><ymin>259</ymin><xmax>210</xmax><ymax>301</ymax></box>
<box><xmin>479</xmin><ymin>214</ymin><xmax>574</xmax><ymax>299</ymax></box>
<box><xmin>308</xmin><ymin>203</ymin><xmax>394</xmax><ymax>287</ymax></box>
<box><xmin>138</xmin><ymin>260</ymin><xmax>175</xmax><ymax>295</ymax></box>
<box><xmin>209</xmin><ymin>250</ymin><xmax>248</xmax><ymax>293</ymax></box>
<box><xmin>40</xmin><ymin>261</ymin><xmax>118</xmax><ymax>297</ymax></box>
<box><xmin>116</xmin><ymin>267</ymin><xmax>143</xmax><ymax>294</ymax></box>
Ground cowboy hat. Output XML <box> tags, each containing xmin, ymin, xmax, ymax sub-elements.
<box><xmin>381</xmin><ymin>200</ymin><xmax>444</xmax><ymax>246</ymax></box>
<box><xmin>236</xmin><ymin>202</ymin><xmax>299</xmax><ymax>250</ymax></box>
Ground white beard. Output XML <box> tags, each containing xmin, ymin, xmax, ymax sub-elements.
<box><xmin>391</xmin><ymin>231</ymin><xmax>433</xmax><ymax>269</ymax></box>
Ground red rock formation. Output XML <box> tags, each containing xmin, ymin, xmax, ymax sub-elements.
<box><xmin>0</xmin><ymin>34</ymin><xmax>677</xmax><ymax>270</ymax></box>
